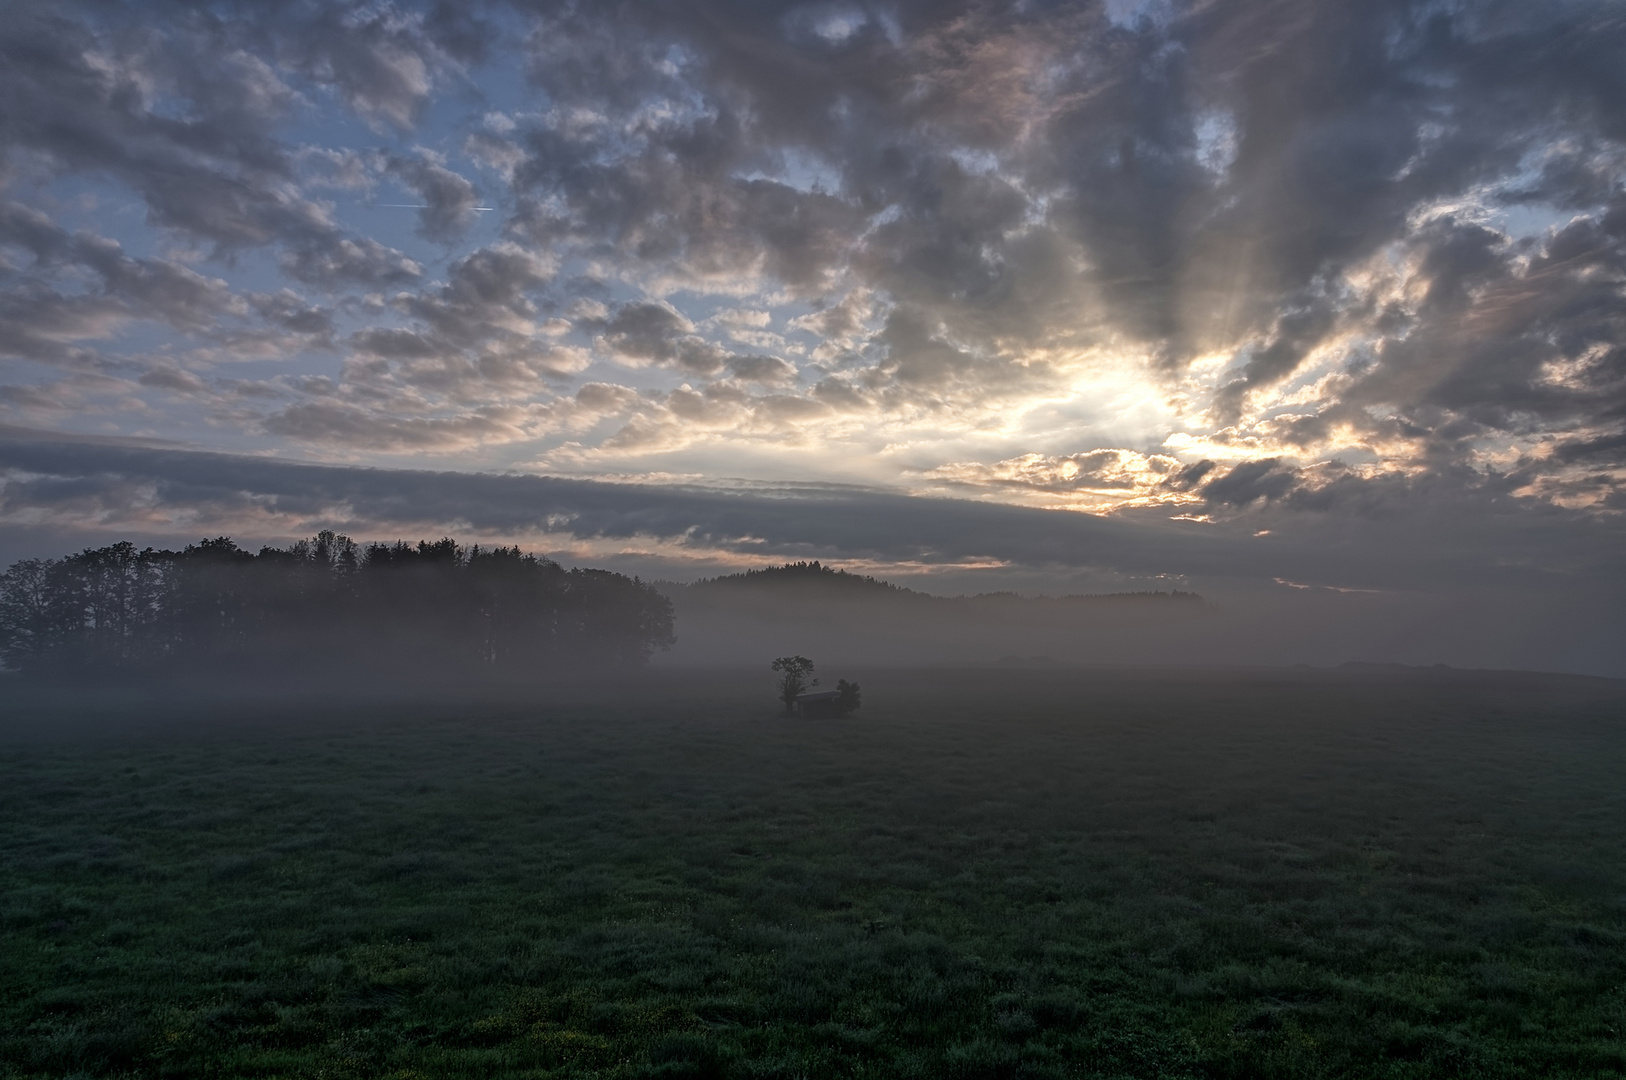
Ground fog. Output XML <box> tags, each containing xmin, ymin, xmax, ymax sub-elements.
<box><xmin>5</xmin><ymin>533</ymin><xmax>1623</xmax><ymax>690</ymax></box>
<box><xmin>7</xmin><ymin>1</ymin><xmax>1626</xmax><ymax>1073</ymax></box>
<box><xmin>649</xmin><ymin>565</ymin><xmax>1626</xmax><ymax>678</ymax></box>
<box><xmin>5</xmin><ymin>431</ymin><xmax>1625</xmax><ymax>680</ymax></box>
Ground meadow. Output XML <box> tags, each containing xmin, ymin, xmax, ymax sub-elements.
<box><xmin>2</xmin><ymin>666</ymin><xmax>1624</xmax><ymax>1079</ymax></box>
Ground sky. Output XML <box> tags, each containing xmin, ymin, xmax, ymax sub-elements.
<box><xmin>1</xmin><ymin>0</ymin><xmax>1624</xmax><ymax>670</ymax></box>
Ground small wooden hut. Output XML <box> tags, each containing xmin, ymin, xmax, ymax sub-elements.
<box><xmin>793</xmin><ymin>690</ymin><xmax>843</xmax><ymax>718</ymax></box>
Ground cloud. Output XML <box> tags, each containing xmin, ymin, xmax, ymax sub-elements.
<box><xmin>387</xmin><ymin>152</ymin><xmax>481</xmax><ymax>242</ymax></box>
<box><xmin>0</xmin><ymin>0</ymin><xmax>437</xmax><ymax>289</ymax></box>
<box><xmin>298</xmin><ymin>147</ymin><xmax>378</xmax><ymax>192</ymax></box>
<box><xmin>260</xmin><ymin>400</ymin><xmax>554</xmax><ymax>452</ymax></box>
<box><xmin>1</xmin><ymin>429</ymin><xmax>1621</xmax><ymax>600</ymax></box>
<box><xmin>1</xmin><ymin>7</ymin><xmax>306</xmax><ymax>248</ymax></box>
<box><xmin>249</xmin><ymin>291</ymin><xmax>335</xmax><ymax>339</ymax></box>
<box><xmin>489</xmin><ymin>0</ymin><xmax>1626</xmax><ymax>490</ymax></box>
<box><xmin>280</xmin><ymin>237</ymin><xmax>423</xmax><ymax>288</ymax></box>
<box><xmin>137</xmin><ymin>366</ymin><xmax>209</xmax><ymax>394</ymax></box>
<box><xmin>917</xmin><ymin>448</ymin><xmax>1198</xmax><ymax>509</ymax></box>
<box><xmin>1</xmin><ymin>0</ymin><xmax>1625</xmax><ymax>563</ymax></box>
<box><xmin>727</xmin><ymin>355</ymin><xmax>798</xmax><ymax>384</ymax></box>
<box><xmin>284</xmin><ymin>241</ymin><xmax>577</xmax><ymax>419</ymax></box>
<box><xmin>1198</xmin><ymin>457</ymin><xmax>1298</xmax><ymax>507</ymax></box>
<box><xmin>0</xmin><ymin>201</ymin><xmax>244</xmax><ymax>367</ymax></box>
<box><xmin>594</xmin><ymin>300</ymin><xmax>788</xmax><ymax>379</ymax></box>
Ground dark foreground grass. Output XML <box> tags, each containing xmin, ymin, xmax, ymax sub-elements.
<box><xmin>2</xmin><ymin>667</ymin><xmax>1625</xmax><ymax>1079</ymax></box>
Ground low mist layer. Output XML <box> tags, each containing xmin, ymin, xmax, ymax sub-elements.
<box><xmin>8</xmin><ymin>544</ymin><xmax>1619</xmax><ymax>683</ymax></box>
<box><xmin>652</xmin><ymin>562</ymin><xmax>1622</xmax><ymax>676</ymax></box>
<box><xmin>4</xmin><ymin>667</ymin><xmax>1623</xmax><ymax>1077</ymax></box>
<box><xmin>660</xmin><ymin>562</ymin><xmax>1216</xmax><ymax>669</ymax></box>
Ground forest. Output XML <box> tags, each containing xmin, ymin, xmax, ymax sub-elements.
<box><xmin>0</xmin><ymin>533</ymin><xmax>674</xmax><ymax>682</ymax></box>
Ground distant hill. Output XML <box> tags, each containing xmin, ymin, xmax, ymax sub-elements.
<box><xmin>654</xmin><ymin>562</ymin><xmax>1211</xmax><ymax>666</ymax></box>
<box><xmin>665</xmin><ymin>561</ymin><xmax>1205</xmax><ymax>607</ymax></box>
<box><xmin>652</xmin><ymin>562</ymin><xmax>1211</xmax><ymax>666</ymax></box>
<box><xmin>688</xmin><ymin>560</ymin><xmax>926</xmax><ymax>597</ymax></box>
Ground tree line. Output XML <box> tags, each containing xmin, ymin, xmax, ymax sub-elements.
<box><xmin>0</xmin><ymin>532</ymin><xmax>674</xmax><ymax>682</ymax></box>
<box><xmin>679</xmin><ymin>561</ymin><xmax>1205</xmax><ymax>608</ymax></box>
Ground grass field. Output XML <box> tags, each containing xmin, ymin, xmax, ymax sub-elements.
<box><xmin>2</xmin><ymin>667</ymin><xmax>1625</xmax><ymax>1078</ymax></box>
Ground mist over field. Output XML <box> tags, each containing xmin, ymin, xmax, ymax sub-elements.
<box><xmin>4</xmin><ymin>0</ymin><xmax>1626</xmax><ymax>679</ymax></box>
<box><xmin>5</xmin><ymin>429</ymin><xmax>1624</xmax><ymax>678</ymax></box>
<box><xmin>4</xmin><ymin>665</ymin><xmax>1625</xmax><ymax>1079</ymax></box>
<box><xmin>653</xmin><ymin>564</ymin><xmax>1626</xmax><ymax>675</ymax></box>
<box><xmin>5</xmin><ymin>0</ymin><xmax>1626</xmax><ymax>1076</ymax></box>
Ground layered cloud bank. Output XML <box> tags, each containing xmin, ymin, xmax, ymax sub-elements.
<box><xmin>2</xmin><ymin>1</ymin><xmax>1624</xmax><ymax>670</ymax></box>
<box><xmin>2</xmin><ymin>429</ymin><xmax>1623</xmax><ymax>674</ymax></box>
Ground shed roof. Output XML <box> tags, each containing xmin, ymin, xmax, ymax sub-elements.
<box><xmin>795</xmin><ymin>690</ymin><xmax>841</xmax><ymax>703</ymax></box>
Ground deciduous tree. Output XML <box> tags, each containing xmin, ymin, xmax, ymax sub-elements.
<box><xmin>771</xmin><ymin>655</ymin><xmax>817</xmax><ymax>714</ymax></box>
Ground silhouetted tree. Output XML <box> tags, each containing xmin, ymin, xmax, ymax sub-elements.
<box><xmin>465</xmin><ymin>544</ymin><xmax>564</xmax><ymax>670</ymax></box>
<box><xmin>835</xmin><ymin>678</ymin><xmax>861</xmax><ymax>715</ymax></box>
<box><xmin>0</xmin><ymin>558</ymin><xmax>63</xmax><ymax>671</ymax></box>
<box><xmin>771</xmin><ymin>655</ymin><xmax>817</xmax><ymax>713</ymax></box>
<box><xmin>558</xmin><ymin>568</ymin><xmax>677</xmax><ymax>666</ymax></box>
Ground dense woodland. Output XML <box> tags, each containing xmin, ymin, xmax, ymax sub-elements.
<box><xmin>0</xmin><ymin>533</ymin><xmax>674</xmax><ymax>681</ymax></box>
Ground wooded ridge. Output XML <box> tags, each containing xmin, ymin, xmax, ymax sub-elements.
<box><xmin>0</xmin><ymin>533</ymin><xmax>674</xmax><ymax>681</ymax></box>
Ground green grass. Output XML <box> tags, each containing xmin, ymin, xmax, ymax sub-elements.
<box><xmin>2</xmin><ymin>667</ymin><xmax>1624</xmax><ymax>1078</ymax></box>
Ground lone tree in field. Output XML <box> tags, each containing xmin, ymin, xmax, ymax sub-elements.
<box><xmin>771</xmin><ymin>655</ymin><xmax>817</xmax><ymax>714</ymax></box>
